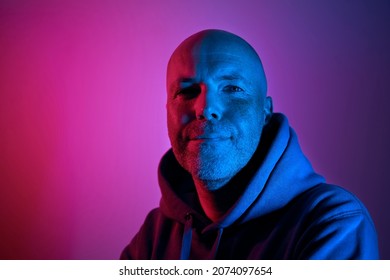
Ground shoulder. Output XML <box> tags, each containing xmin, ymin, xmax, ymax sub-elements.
<box><xmin>292</xmin><ymin>184</ymin><xmax>379</xmax><ymax>259</ymax></box>
<box><xmin>136</xmin><ymin>208</ymin><xmax>169</xmax><ymax>239</ymax></box>
<box><xmin>120</xmin><ymin>208</ymin><xmax>162</xmax><ymax>259</ymax></box>
<box><xmin>299</xmin><ymin>183</ymin><xmax>374</xmax><ymax>225</ymax></box>
<box><xmin>143</xmin><ymin>208</ymin><xmax>164</xmax><ymax>224</ymax></box>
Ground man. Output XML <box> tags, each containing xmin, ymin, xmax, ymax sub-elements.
<box><xmin>121</xmin><ymin>29</ymin><xmax>379</xmax><ymax>259</ymax></box>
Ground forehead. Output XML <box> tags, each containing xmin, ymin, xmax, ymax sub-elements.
<box><xmin>167</xmin><ymin>31</ymin><xmax>267</xmax><ymax>94</ymax></box>
<box><xmin>167</xmin><ymin>48</ymin><xmax>261</xmax><ymax>85</ymax></box>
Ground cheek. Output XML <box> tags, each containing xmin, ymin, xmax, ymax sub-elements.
<box><xmin>228</xmin><ymin>100</ymin><xmax>265</xmax><ymax>138</ymax></box>
<box><xmin>167</xmin><ymin>102</ymin><xmax>193</xmax><ymax>139</ymax></box>
<box><xmin>167</xmin><ymin>101</ymin><xmax>193</xmax><ymax>126</ymax></box>
<box><xmin>228</xmin><ymin>98</ymin><xmax>264</xmax><ymax>122</ymax></box>
<box><xmin>180</xmin><ymin>114</ymin><xmax>191</xmax><ymax>125</ymax></box>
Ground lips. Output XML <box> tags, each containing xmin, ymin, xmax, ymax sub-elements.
<box><xmin>189</xmin><ymin>134</ymin><xmax>231</xmax><ymax>141</ymax></box>
<box><xmin>183</xmin><ymin>121</ymin><xmax>233</xmax><ymax>142</ymax></box>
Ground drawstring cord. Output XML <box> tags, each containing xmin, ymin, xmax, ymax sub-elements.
<box><xmin>180</xmin><ymin>213</ymin><xmax>193</xmax><ymax>259</ymax></box>
<box><xmin>180</xmin><ymin>213</ymin><xmax>224</xmax><ymax>259</ymax></box>
<box><xmin>210</xmin><ymin>228</ymin><xmax>223</xmax><ymax>259</ymax></box>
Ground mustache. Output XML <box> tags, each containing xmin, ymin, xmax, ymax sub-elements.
<box><xmin>183</xmin><ymin>121</ymin><xmax>233</xmax><ymax>140</ymax></box>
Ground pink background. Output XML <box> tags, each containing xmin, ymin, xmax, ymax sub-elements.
<box><xmin>1</xmin><ymin>0</ymin><xmax>389</xmax><ymax>259</ymax></box>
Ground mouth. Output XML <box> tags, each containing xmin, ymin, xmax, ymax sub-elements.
<box><xmin>185</xmin><ymin>123</ymin><xmax>233</xmax><ymax>143</ymax></box>
<box><xmin>189</xmin><ymin>135</ymin><xmax>231</xmax><ymax>142</ymax></box>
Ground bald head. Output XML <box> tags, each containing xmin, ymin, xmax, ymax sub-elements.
<box><xmin>167</xmin><ymin>29</ymin><xmax>267</xmax><ymax>97</ymax></box>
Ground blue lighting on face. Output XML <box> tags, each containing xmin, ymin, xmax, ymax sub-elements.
<box><xmin>167</xmin><ymin>30</ymin><xmax>271</xmax><ymax>189</ymax></box>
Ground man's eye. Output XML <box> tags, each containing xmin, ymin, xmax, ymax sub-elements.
<box><xmin>176</xmin><ymin>85</ymin><xmax>201</xmax><ymax>98</ymax></box>
<box><xmin>223</xmin><ymin>85</ymin><xmax>244</xmax><ymax>93</ymax></box>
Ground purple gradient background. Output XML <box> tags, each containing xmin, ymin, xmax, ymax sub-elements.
<box><xmin>1</xmin><ymin>0</ymin><xmax>389</xmax><ymax>259</ymax></box>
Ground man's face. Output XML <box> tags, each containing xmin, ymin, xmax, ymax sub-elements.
<box><xmin>166</xmin><ymin>32</ymin><xmax>269</xmax><ymax>190</ymax></box>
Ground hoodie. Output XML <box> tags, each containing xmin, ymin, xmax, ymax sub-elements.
<box><xmin>121</xmin><ymin>113</ymin><xmax>379</xmax><ymax>259</ymax></box>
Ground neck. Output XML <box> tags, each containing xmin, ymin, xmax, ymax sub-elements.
<box><xmin>193</xmin><ymin>176</ymin><xmax>242</xmax><ymax>222</ymax></box>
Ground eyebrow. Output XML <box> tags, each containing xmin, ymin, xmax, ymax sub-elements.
<box><xmin>175</xmin><ymin>73</ymin><xmax>246</xmax><ymax>84</ymax></box>
<box><xmin>215</xmin><ymin>74</ymin><xmax>246</xmax><ymax>81</ymax></box>
<box><xmin>178</xmin><ymin>78</ymin><xmax>196</xmax><ymax>84</ymax></box>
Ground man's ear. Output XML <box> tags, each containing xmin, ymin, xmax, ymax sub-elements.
<box><xmin>264</xmin><ymin>96</ymin><xmax>273</xmax><ymax>124</ymax></box>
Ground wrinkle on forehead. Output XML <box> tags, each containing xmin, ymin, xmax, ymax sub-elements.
<box><xmin>167</xmin><ymin>29</ymin><xmax>267</xmax><ymax>95</ymax></box>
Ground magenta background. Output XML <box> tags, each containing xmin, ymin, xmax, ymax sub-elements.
<box><xmin>1</xmin><ymin>0</ymin><xmax>389</xmax><ymax>259</ymax></box>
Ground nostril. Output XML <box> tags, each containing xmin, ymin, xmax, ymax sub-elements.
<box><xmin>196</xmin><ymin>108</ymin><xmax>220</xmax><ymax>121</ymax></box>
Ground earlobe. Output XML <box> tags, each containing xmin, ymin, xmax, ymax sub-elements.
<box><xmin>264</xmin><ymin>96</ymin><xmax>273</xmax><ymax>124</ymax></box>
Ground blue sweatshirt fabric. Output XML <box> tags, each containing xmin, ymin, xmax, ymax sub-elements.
<box><xmin>121</xmin><ymin>113</ymin><xmax>379</xmax><ymax>259</ymax></box>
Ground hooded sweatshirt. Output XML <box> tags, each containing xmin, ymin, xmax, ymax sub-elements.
<box><xmin>121</xmin><ymin>113</ymin><xmax>379</xmax><ymax>259</ymax></box>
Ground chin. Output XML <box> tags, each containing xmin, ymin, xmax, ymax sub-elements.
<box><xmin>189</xmin><ymin>157</ymin><xmax>243</xmax><ymax>188</ymax></box>
<box><xmin>173</xmin><ymin>142</ymin><xmax>253</xmax><ymax>188</ymax></box>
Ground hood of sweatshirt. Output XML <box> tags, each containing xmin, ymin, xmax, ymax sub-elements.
<box><xmin>158</xmin><ymin>113</ymin><xmax>325</xmax><ymax>258</ymax></box>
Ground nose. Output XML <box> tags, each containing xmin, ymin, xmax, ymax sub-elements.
<box><xmin>195</xmin><ymin>84</ymin><xmax>222</xmax><ymax>121</ymax></box>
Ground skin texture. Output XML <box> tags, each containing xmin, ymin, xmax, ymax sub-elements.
<box><xmin>166</xmin><ymin>30</ymin><xmax>272</xmax><ymax>221</ymax></box>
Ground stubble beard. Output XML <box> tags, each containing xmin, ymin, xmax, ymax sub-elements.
<box><xmin>172</xmin><ymin>136</ymin><xmax>259</xmax><ymax>191</ymax></box>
